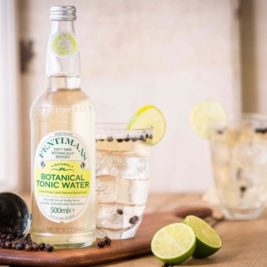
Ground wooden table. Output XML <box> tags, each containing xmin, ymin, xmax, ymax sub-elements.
<box><xmin>2</xmin><ymin>193</ymin><xmax>267</xmax><ymax>267</ymax></box>
<box><xmin>101</xmin><ymin>193</ymin><xmax>267</xmax><ymax>267</ymax></box>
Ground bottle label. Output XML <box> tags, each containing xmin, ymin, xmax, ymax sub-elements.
<box><xmin>51</xmin><ymin>32</ymin><xmax>78</xmax><ymax>57</ymax></box>
<box><xmin>34</xmin><ymin>131</ymin><xmax>91</xmax><ymax>223</ymax></box>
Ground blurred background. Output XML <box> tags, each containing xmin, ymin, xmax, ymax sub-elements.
<box><xmin>0</xmin><ymin>0</ymin><xmax>265</xmax><ymax>194</ymax></box>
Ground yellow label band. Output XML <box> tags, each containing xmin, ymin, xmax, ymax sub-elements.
<box><xmin>36</xmin><ymin>161</ymin><xmax>90</xmax><ymax>197</ymax></box>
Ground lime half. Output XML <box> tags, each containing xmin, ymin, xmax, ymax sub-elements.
<box><xmin>151</xmin><ymin>223</ymin><xmax>196</xmax><ymax>265</ymax></box>
<box><xmin>184</xmin><ymin>215</ymin><xmax>222</xmax><ymax>259</ymax></box>
<box><xmin>190</xmin><ymin>101</ymin><xmax>227</xmax><ymax>139</ymax></box>
<box><xmin>128</xmin><ymin>105</ymin><xmax>166</xmax><ymax>145</ymax></box>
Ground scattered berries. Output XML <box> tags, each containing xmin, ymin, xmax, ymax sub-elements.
<box><xmin>97</xmin><ymin>236</ymin><xmax>112</xmax><ymax>248</ymax></box>
<box><xmin>97</xmin><ymin>240</ymin><xmax>106</xmax><ymax>248</ymax></box>
<box><xmin>0</xmin><ymin>228</ymin><xmax>54</xmax><ymax>252</ymax></box>
<box><xmin>104</xmin><ymin>236</ymin><xmax>112</xmax><ymax>246</ymax></box>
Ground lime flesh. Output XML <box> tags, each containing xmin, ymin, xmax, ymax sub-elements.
<box><xmin>190</xmin><ymin>100</ymin><xmax>227</xmax><ymax>139</ymax></box>
<box><xmin>151</xmin><ymin>223</ymin><xmax>196</xmax><ymax>265</ymax></box>
<box><xmin>128</xmin><ymin>105</ymin><xmax>166</xmax><ymax>145</ymax></box>
<box><xmin>184</xmin><ymin>215</ymin><xmax>222</xmax><ymax>258</ymax></box>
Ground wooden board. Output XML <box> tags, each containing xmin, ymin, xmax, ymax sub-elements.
<box><xmin>0</xmin><ymin>207</ymin><xmax>211</xmax><ymax>267</ymax></box>
<box><xmin>0</xmin><ymin>212</ymin><xmax>178</xmax><ymax>267</ymax></box>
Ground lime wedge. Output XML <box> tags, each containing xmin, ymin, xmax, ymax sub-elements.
<box><xmin>128</xmin><ymin>105</ymin><xmax>166</xmax><ymax>145</ymax></box>
<box><xmin>190</xmin><ymin>101</ymin><xmax>227</xmax><ymax>139</ymax></box>
<box><xmin>184</xmin><ymin>215</ymin><xmax>222</xmax><ymax>259</ymax></box>
<box><xmin>151</xmin><ymin>223</ymin><xmax>196</xmax><ymax>265</ymax></box>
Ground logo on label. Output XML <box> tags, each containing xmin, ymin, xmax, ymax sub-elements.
<box><xmin>34</xmin><ymin>131</ymin><xmax>90</xmax><ymax>223</ymax></box>
<box><xmin>51</xmin><ymin>32</ymin><xmax>78</xmax><ymax>56</ymax></box>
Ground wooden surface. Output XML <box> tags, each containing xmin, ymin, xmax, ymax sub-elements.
<box><xmin>103</xmin><ymin>193</ymin><xmax>267</xmax><ymax>267</ymax></box>
<box><xmin>1</xmin><ymin>193</ymin><xmax>267</xmax><ymax>267</ymax></box>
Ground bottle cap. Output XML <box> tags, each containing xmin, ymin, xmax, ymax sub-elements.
<box><xmin>50</xmin><ymin>6</ymin><xmax>77</xmax><ymax>21</ymax></box>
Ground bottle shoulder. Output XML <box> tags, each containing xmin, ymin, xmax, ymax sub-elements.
<box><xmin>30</xmin><ymin>89</ymin><xmax>95</xmax><ymax>118</ymax></box>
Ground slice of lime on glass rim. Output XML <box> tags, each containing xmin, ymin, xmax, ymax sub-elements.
<box><xmin>128</xmin><ymin>105</ymin><xmax>166</xmax><ymax>145</ymax></box>
<box><xmin>190</xmin><ymin>100</ymin><xmax>227</xmax><ymax>139</ymax></box>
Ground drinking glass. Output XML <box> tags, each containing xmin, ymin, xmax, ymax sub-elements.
<box><xmin>95</xmin><ymin>123</ymin><xmax>152</xmax><ymax>239</ymax></box>
<box><xmin>210</xmin><ymin>115</ymin><xmax>267</xmax><ymax>220</ymax></box>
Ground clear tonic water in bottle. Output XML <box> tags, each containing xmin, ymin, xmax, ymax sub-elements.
<box><xmin>30</xmin><ymin>6</ymin><xmax>96</xmax><ymax>248</ymax></box>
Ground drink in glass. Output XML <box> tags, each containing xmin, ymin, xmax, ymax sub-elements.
<box><xmin>210</xmin><ymin>116</ymin><xmax>267</xmax><ymax>220</ymax></box>
<box><xmin>96</xmin><ymin>124</ymin><xmax>152</xmax><ymax>239</ymax></box>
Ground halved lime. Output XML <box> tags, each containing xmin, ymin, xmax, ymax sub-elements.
<box><xmin>151</xmin><ymin>223</ymin><xmax>196</xmax><ymax>265</ymax></box>
<box><xmin>190</xmin><ymin>101</ymin><xmax>227</xmax><ymax>139</ymax></box>
<box><xmin>184</xmin><ymin>215</ymin><xmax>222</xmax><ymax>259</ymax></box>
<box><xmin>128</xmin><ymin>105</ymin><xmax>166</xmax><ymax>145</ymax></box>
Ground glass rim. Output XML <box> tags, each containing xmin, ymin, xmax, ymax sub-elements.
<box><xmin>96</xmin><ymin>123</ymin><xmax>153</xmax><ymax>139</ymax></box>
<box><xmin>242</xmin><ymin>113</ymin><xmax>267</xmax><ymax>121</ymax></box>
<box><xmin>211</xmin><ymin>112</ymin><xmax>267</xmax><ymax>131</ymax></box>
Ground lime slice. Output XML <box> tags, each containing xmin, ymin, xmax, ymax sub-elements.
<box><xmin>151</xmin><ymin>223</ymin><xmax>196</xmax><ymax>265</ymax></box>
<box><xmin>184</xmin><ymin>215</ymin><xmax>222</xmax><ymax>259</ymax></box>
<box><xmin>190</xmin><ymin>101</ymin><xmax>227</xmax><ymax>139</ymax></box>
<box><xmin>128</xmin><ymin>105</ymin><xmax>166</xmax><ymax>145</ymax></box>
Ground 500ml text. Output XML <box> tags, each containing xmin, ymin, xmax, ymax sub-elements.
<box><xmin>50</xmin><ymin>206</ymin><xmax>72</xmax><ymax>214</ymax></box>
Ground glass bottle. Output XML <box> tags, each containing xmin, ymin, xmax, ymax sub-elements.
<box><xmin>30</xmin><ymin>6</ymin><xmax>95</xmax><ymax>248</ymax></box>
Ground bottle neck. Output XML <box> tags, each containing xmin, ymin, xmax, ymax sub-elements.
<box><xmin>50</xmin><ymin>20</ymin><xmax>75</xmax><ymax>34</ymax></box>
<box><xmin>46</xmin><ymin>20</ymin><xmax>80</xmax><ymax>90</ymax></box>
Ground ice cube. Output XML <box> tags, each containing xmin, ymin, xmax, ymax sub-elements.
<box><xmin>97</xmin><ymin>151</ymin><xmax>150</xmax><ymax>179</ymax></box>
<box><xmin>235</xmin><ymin>167</ymin><xmax>258</xmax><ymax>186</ymax></box>
<box><xmin>112</xmin><ymin>154</ymin><xmax>127</xmax><ymax>174</ymax></box>
<box><xmin>120</xmin><ymin>156</ymin><xmax>150</xmax><ymax>180</ymax></box>
<box><xmin>223</xmin><ymin>166</ymin><xmax>263</xmax><ymax>208</ymax></box>
<box><xmin>97</xmin><ymin>203</ymin><xmax>146</xmax><ymax>230</ymax></box>
<box><xmin>96</xmin><ymin>175</ymin><xmax>117</xmax><ymax>203</ymax></box>
<box><xmin>122</xmin><ymin>204</ymin><xmax>146</xmax><ymax>222</ymax></box>
<box><xmin>96</xmin><ymin>152</ymin><xmax>120</xmax><ymax>177</ymax></box>
<box><xmin>239</xmin><ymin>184</ymin><xmax>264</xmax><ymax>209</ymax></box>
<box><xmin>97</xmin><ymin>204</ymin><xmax>123</xmax><ymax>230</ymax></box>
<box><xmin>116</xmin><ymin>178</ymin><xmax>150</xmax><ymax>205</ymax></box>
<box><xmin>234</xmin><ymin>140</ymin><xmax>267</xmax><ymax>166</ymax></box>
<box><xmin>96</xmin><ymin>152</ymin><xmax>112</xmax><ymax>176</ymax></box>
